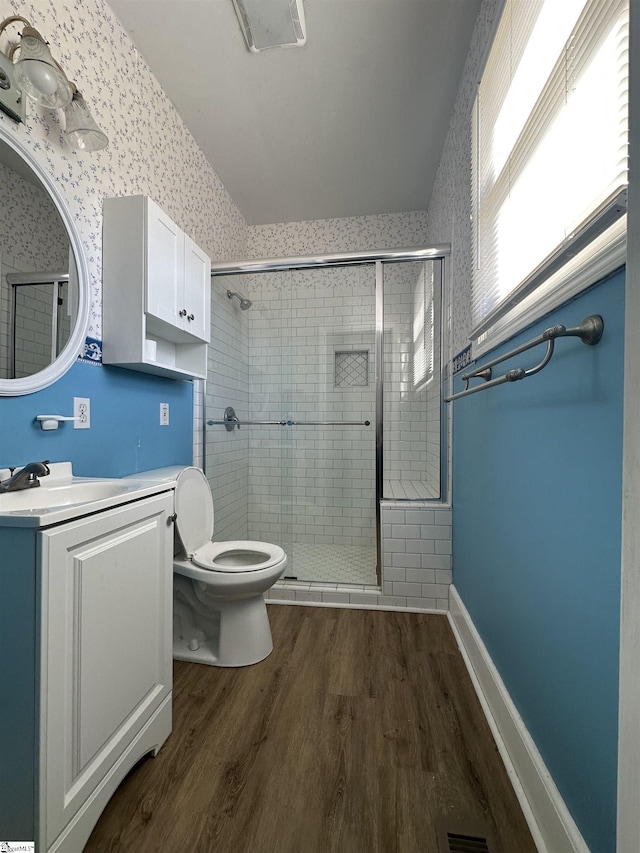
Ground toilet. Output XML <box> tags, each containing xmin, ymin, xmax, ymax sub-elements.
<box><xmin>131</xmin><ymin>466</ymin><xmax>287</xmax><ymax>667</ymax></box>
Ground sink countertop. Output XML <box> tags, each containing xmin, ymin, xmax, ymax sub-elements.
<box><xmin>0</xmin><ymin>463</ymin><xmax>177</xmax><ymax>528</ymax></box>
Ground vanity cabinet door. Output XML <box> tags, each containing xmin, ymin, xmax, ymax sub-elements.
<box><xmin>39</xmin><ymin>492</ymin><xmax>173</xmax><ymax>850</ymax></box>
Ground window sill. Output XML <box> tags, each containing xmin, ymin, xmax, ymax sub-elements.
<box><xmin>472</xmin><ymin>218</ymin><xmax>626</xmax><ymax>360</ymax></box>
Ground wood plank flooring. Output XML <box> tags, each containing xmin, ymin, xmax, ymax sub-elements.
<box><xmin>85</xmin><ymin>606</ymin><xmax>537</xmax><ymax>853</ymax></box>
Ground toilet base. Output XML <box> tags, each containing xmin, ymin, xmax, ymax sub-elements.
<box><xmin>173</xmin><ymin>589</ymin><xmax>274</xmax><ymax>667</ymax></box>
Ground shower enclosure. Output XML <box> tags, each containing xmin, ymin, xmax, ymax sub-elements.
<box><xmin>205</xmin><ymin>247</ymin><xmax>447</xmax><ymax>587</ymax></box>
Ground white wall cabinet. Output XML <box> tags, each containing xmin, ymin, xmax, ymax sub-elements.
<box><xmin>103</xmin><ymin>195</ymin><xmax>211</xmax><ymax>379</ymax></box>
<box><xmin>0</xmin><ymin>491</ymin><xmax>173</xmax><ymax>852</ymax></box>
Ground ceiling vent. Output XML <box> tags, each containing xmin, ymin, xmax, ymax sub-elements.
<box><xmin>231</xmin><ymin>0</ymin><xmax>306</xmax><ymax>53</ymax></box>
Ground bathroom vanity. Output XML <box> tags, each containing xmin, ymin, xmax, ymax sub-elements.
<box><xmin>0</xmin><ymin>464</ymin><xmax>175</xmax><ymax>852</ymax></box>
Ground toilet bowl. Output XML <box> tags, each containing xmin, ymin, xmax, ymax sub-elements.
<box><xmin>130</xmin><ymin>466</ymin><xmax>287</xmax><ymax>667</ymax></box>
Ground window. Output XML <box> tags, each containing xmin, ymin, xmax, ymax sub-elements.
<box><xmin>471</xmin><ymin>0</ymin><xmax>629</xmax><ymax>349</ymax></box>
<box><xmin>413</xmin><ymin>262</ymin><xmax>435</xmax><ymax>391</ymax></box>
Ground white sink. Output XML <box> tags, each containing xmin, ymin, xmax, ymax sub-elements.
<box><xmin>0</xmin><ymin>462</ymin><xmax>177</xmax><ymax>527</ymax></box>
<box><xmin>0</xmin><ymin>480</ymin><xmax>127</xmax><ymax>510</ymax></box>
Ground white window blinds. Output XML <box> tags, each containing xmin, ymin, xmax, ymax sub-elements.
<box><xmin>471</xmin><ymin>0</ymin><xmax>629</xmax><ymax>339</ymax></box>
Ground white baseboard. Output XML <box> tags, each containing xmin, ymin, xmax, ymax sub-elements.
<box><xmin>447</xmin><ymin>585</ymin><xmax>589</xmax><ymax>853</ymax></box>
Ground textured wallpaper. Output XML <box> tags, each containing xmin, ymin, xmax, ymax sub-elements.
<box><xmin>248</xmin><ymin>211</ymin><xmax>429</xmax><ymax>258</ymax></box>
<box><xmin>425</xmin><ymin>0</ymin><xmax>503</xmax><ymax>356</ymax></box>
<box><xmin>0</xmin><ymin>0</ymin><xmax>247</xmax><ymax>344</ymax></box>
<box><xmin>0</xmin><ymin>160</ymin><xmax>69</xmax><ymax>272</ymax></box>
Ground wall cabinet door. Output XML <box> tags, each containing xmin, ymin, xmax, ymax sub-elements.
<box><xmin>103</xmin><ymin>194</ymin><xmax>211</xmax><ymax>378</ymax></box>
<box><xmin>146</xmin><ymin>198</ymin><xmax>185</xmax><ymax>329</ymax></box>
<box><xmin>183</xmin><ymin>236</ymin><xmax>211</xmax><ymax>341</ymax></box>
<box><xmin>39</xmin><ymin>492</ymin><xmax>173</xmax><ymax>850</ymax></box>
<box><xmin>145</xmin><ymin>198</ymin><xmax>210</xmax><ymax>342</ymax></box>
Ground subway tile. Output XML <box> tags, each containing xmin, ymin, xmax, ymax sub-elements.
<box><xmin>349</xmin><ymin>592</ymin><xmax>381</xmax><ymax>605</ymax></box>
<box><xmin>406</xmin><ymin>568</ymin><xmax>436</xmax><ymax>584</ymax></box>
<box><xmin>407</xmin><ymin>597</ymin><xmax>437</xmax><ymax>610</ymax></box>
<box><xmin>270</xmin><ymin>589</ymin><xmax>297</xmax><ymax>601</ymax></box>
<box><xmin>405</xmin><ymin>538</ymin><xmax>435</xmax><ymax>555</ymax></box>
<box><xmin>405</xmin><ymin>510</ymin><xmax>435</xmax><ymax>525</ymax></box>
<box><xmin>376</xmin><ymin>596</ymin><xmax>410</xmax><ymax>608</ymax></box>
<box><xmin>420</xmin><ymin>554</ymin><xmax>452</xmax><ymax>571</ymax></box>
<box><xmin>321</xmin><ymin>591</ymin><xmax>352</xmax><ymax>604</ymax></box>
<box><xmin>383</xmin><ymin>538</ymin><xmax>407</xmax><ymax>553</ymax></box>
<box><xmin>432</xmin><ymin>510</ymin><xmax>452</xmax><ymax>525</ymax></box>
<box><xmin>383</xmin><ymin>566</ymin><xmax>407</xmax><ymax>582</ymax></box>
<box><xmin>390</xmin><ymin>524</ymin><xmax>421</xmax><ymax>540</ymax></box>
<box><xmin>420</xmin><ymin>525</ymin><xmax>452</xmax><ymax>540</ymax></box>
<box><xmin>391</xmin><ymin>581</ymin><xmax>422</xmax><ymax>597</ymax></box>
<box><xmin>421</xmin><ymin>583</ymin><xmax>450</xmax><ymax>599</ymax></box>
<box><xmin>391</xmin><ymin>553</ymin><xmax>422</xmax><ymax>568</ymax></box>
<box><xmin>294</xmin><ymin>591</ymin><xmax>323</xmax><ymax>602</ymax></box>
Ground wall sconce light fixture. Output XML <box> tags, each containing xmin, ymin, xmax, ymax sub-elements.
<box><xmin>0</xmin><ymin>15</ymin><xmax>108</xmax><ymax>151</ymax></box>
<box><xmin>63</xmin><ymin>85</ymin><xmax>108</xmax><ymax>151</ymax></box>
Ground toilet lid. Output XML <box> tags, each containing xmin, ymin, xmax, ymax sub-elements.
<box><xmin>174</xmin><ymin>467</ymin><xmax>214</xmax><ymax>556</ymax></box>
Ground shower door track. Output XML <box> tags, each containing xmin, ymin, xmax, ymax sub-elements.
<box><xmin>211</xmin><ymin>245</ymin><xmax>451</xmax><ymax>586</ymax></box>
<box><xmin>211</xmin><ymin>245</ymin><xmax>449</xmax><ymax>276</ymax></box>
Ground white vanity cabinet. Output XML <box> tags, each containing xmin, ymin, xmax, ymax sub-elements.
<box><xmin>102</xmin><ymin>195</ymin><xmax>211</xmax><ymax>380</ymax></box>
<box><xmin>0</xmin><ymin>489</ymin><xmax>173</xmax><ymax>852</ymax></box>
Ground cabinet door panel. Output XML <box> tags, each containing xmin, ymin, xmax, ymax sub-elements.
<box><xmin>146</xmin><ymin>199</ymin><xmax>184</xmax><ymax>327</ymax></box>
<box><xmin>183</xmin><ymin>236</ymin><xmax>211</xmax><ymax>342</ymax></box>
<box><xmin>40</xmin><ymin>493</ymin><xmax>172</xmax><ymax>848</ymax></box>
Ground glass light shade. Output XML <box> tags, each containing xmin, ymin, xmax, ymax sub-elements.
<box><xmin>13</xmin><ymin>26</ymin><xmax>72</xmax><ymax>108</ymax></box>
<box><xmin>63</xmin><ymin>91</ymin><xmax>108</xmax><ymax>152</ymax></box>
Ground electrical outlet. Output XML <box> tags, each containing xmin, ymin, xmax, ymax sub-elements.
<box><xmin>160</xmin><ymin>403</ymin><xmax>170</xmax><ymax>426</ymax></box>
<box><xmin>73</xmin><ymin>397</ymin><xmax>90</xmax><ymax>429</ymax></box>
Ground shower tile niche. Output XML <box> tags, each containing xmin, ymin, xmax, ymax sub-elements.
<box><xmin>335</xmin><ymin>349</ymin><xmax>369</xmax><ymax>388</ymax></box>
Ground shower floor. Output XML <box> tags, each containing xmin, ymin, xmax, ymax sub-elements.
<box><xmin>284</xmin><ymin>543</ymin><xmax>377</xmax><ymax>586</ymax></box>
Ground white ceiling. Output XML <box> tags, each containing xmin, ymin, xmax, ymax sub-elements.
<box><xmin>107</xmin><ymin>0</ymin><xmax>482</xmax><ymax>225</ymax></box>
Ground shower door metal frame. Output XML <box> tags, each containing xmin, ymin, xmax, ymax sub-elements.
<box><xmin>211</xmin><ymin>244</ymin><xmax>450</xmax><ymax>587</ymax></box>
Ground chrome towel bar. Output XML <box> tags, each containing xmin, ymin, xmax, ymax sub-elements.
<box><xmin>444</xmin><ymin>315</ymin><xmax>604</xmax><ymax>403</ymax></box>
<box><xmin>207</xmin><ymin>407</ymin><xmax>371</xmax><ymax>430</ymax></box>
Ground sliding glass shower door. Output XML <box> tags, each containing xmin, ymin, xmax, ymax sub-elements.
<box><xmin>207</xmin><ymin>264</ymin><xmax>378</xmax><ymax>585</ymax></box>
<box><xmin>206</xmin><ymin>251</ymin><xmax>445</xmax><ymax>587</ymax></box>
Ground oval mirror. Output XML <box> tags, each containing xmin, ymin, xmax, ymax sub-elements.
<box><xmin>0</xmin><ymin>124</ymin><xmax>90</xmax><ymax>395</ymax></box>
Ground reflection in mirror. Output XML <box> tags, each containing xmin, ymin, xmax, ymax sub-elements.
<box><xmin>0</xmin><ymin>142</ymin><xmax>78</xmax><ymax>380</ymax></box>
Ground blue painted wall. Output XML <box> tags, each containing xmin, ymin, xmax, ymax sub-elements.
<box><xmin>0</xmin><ymin>361</ymin><xmax>194</xmax><ymax>477</ymax></box>
<box><xmin>452</xmin><ymin>270</ymin><xmax>624</xmax><ymax>853</ymax></box>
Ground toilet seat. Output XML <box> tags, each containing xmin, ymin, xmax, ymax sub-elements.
<box><xmin>174</xmin><ymin>467</ymin><xmax>285</xmax><ymax>572</ymax></box>
<box><xmin>190</xmin><ymin>540</ymin><xmax>285</xmax><ymax>572</ymax></box>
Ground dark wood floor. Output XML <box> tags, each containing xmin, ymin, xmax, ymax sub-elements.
<box><xmin>85</xmin><ymin>606</ymin><xmax>536</xmax><ymax>853</ymax></box>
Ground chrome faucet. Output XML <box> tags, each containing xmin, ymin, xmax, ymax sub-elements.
<box><xmin>0</xmin><ymin>460</ymin><xmax>50</xmax><ymax>492</ymax></box>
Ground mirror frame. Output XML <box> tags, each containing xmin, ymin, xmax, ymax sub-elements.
<box><xmin>0</xmin><ymin>122</ymin><xmax>90</xmax><ymax>396</ymax></box>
